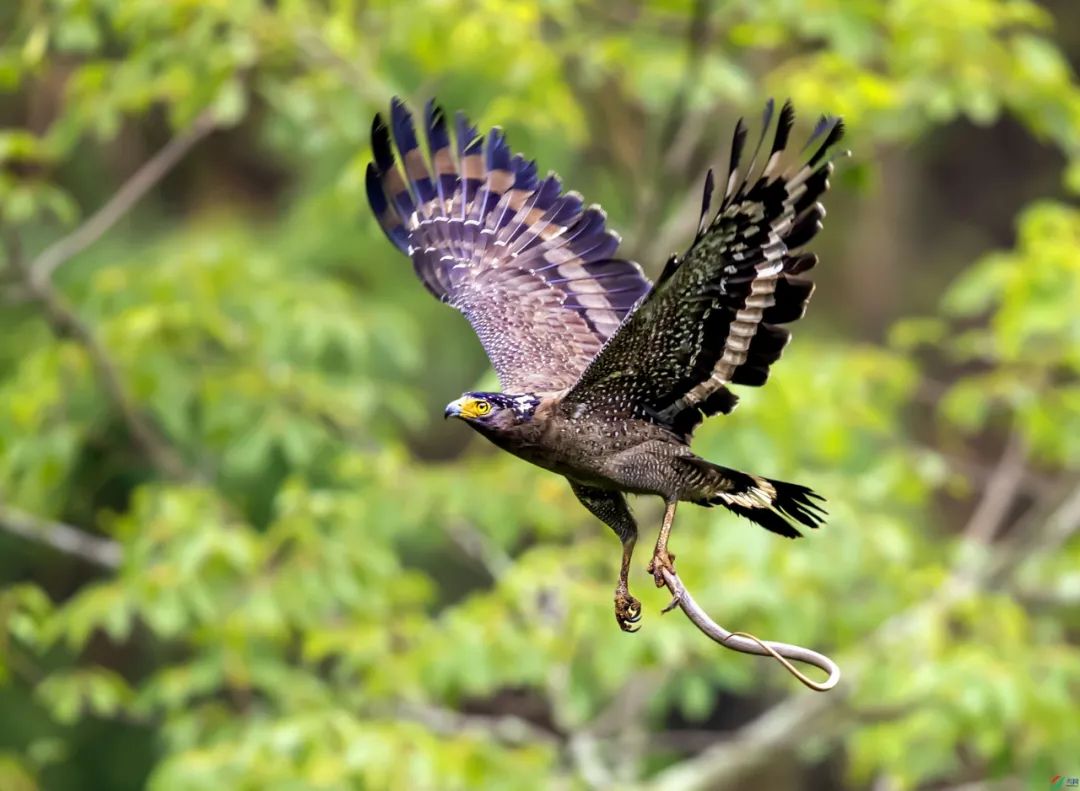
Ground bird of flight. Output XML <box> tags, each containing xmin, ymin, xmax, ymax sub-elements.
<box><xmin>367</xmin><ymin>97</ymin><xmax>844</xmax><ymax>632</ymax></box>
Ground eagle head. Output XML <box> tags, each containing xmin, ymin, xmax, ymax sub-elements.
<box><xmin>444</xmin><ymin>392</ymin><xmax>538</xmax><ymax>430</ymax></box>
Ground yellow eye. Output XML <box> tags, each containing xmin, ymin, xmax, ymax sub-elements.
<box><xmin>473</xmin><ymin>400</ymin><xmax>492</xmax><ymax>416</ymax></box>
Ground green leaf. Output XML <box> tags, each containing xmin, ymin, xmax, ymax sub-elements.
<box><xmin>211</xmin><ymin>78</ymin><xmax>248</xmax><ymax>128</ymax></box>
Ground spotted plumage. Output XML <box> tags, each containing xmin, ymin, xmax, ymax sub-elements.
<box><xmin>368</xmin><ymin>97</ymin><xmax>845</xmax><ymax>631</ymax></box>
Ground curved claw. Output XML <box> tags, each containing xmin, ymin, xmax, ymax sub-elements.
<box><xmin>615</xmin><ymin>591</ymin><xmax>642</xmax><ymax>633</ymax></box>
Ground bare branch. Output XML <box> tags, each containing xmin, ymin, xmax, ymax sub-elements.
<box><xmin>625</xmin><ymin>0</ymin><xmax>715</xmax><ymax>260</ymax></box>
<box><xmin>28</xmin><ymin>111</ymin><xmax>217</xmax><ymax>287</ymax></box>
<box><xmin>30</xmin><ymin>111</ymin><xmax>217</xmax><ymax>285</ymax></box>
<box><xmin>584</xmin><ymin>669</ymin><xmax>666</xmax><ymax>738</ymax></box>
<box><xmin>659</xmin><ymin>567</ymin><xmax>841</xmax><ymax>692</ymax></box>
<box><xmin>986</xmin><ymin>477</ymin><xmax>1080</xmax><ymax>585</ymax></box>
<box><xmin>578</xmin><ymin>670</ymin><xmax>667</xmax><ymax>785</ymax></box>
<box><xmin>567</xmin><ymin>731</ymin><xmax>615</xmax><ymax>790</ymax></box>
<box><xmin>393</xmin><ymin>702</ymin><xmax>559</xmax><ymax>748</ymax></box>
<box><xmin>913</xmin><ymin>440</ymin><xmax>1055</xmax><ymax>500</ymax></box>
<box><xmin>0</xmin><ymin>503</ymin><xmax>121</xmax><ymax>569</ymax></box>
<box><xmin>292</xmin><ymin>30</ymin><xmax>390</xmax><ymax>104</ymax></box>
<box><xmin>658</xmin><ymin>0</ymin><xmax>712</xmax><ymax>153</ymax></box>
<box><xmin>445</xmin><ymin>520</ymin><xmax>513</xmax><ymax>580</ymax></box>
<box><xmin>638</xmin><ymin>177</ymin><xmax>710</xmax><ymax>265</ymax></box>
<box><xmin>962</xmin><ymin>429</ymin><xmax>1027</xmax><ymax>545</ymax></box>
<box><xmin>647</xmin><ymin>685</ymin><xmax>838</xmax><ymax>791</ymax></box>
<box><xmin>7</xmin><ymin>240</ymin><xmax>192</xmax><ymax>480</ymax></box>
<box><xmin>1</xmin><ymin>112</ymin><xmax>218</xmax><ymax>481</ymax></box>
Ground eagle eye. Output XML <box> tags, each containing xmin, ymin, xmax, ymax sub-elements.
<box><xmin>473</xmin><ymin>399</ymin><xmax>492</xmax><ymax>416</ymax></box>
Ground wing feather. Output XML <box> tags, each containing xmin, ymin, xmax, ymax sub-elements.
<box><xmin>367</xmin><ymin>99</ymin><xmax>652</xmax><ymax>392</ymax></box>
<box><xmin>564</xmin><ymin>101</ymin><xmax>845</xmax><ymax>437</ymax></box>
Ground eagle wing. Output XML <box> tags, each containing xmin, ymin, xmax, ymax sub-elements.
<box><xmin>366</xmin><ymin>98</ymin><xmax>652</xmax><ymax>393</ymax></box>
<box><xmin>563</xmin><ymin>101</ymin><xmax>845</xmax><ymax>437</ymax></box>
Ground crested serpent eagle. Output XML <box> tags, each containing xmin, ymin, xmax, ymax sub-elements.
<box><xmin>366</xmin><ymin>97</ymin><xmax>845</xmax><ymax>632</ymax></box>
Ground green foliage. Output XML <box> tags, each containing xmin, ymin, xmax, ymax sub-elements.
<box><xmin>1</xmin><ymin>0</ymin><xmax>1079</xmax><ymax>789</ymax></box>
<box><xmin>938</xmin><ymin>203</ymin><xmax>1080</xmax><ymax>464</ymax></box>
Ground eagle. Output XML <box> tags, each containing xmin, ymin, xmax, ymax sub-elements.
<box><xmin>366</xmin><ymin>97</ymin><xmax>844</xmax><ymax>632</ymax></box>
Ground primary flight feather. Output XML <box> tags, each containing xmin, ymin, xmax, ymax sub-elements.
<box><xmin>367</xmin><ymin>97</ymin><xmax>845</xmax><ymax>631</ymax></box>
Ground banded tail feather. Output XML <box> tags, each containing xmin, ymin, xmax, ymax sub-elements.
<box><xmin>682</xmin><ymin>457</ymin><xmax>826</xmax><ymax>538</ymax></box>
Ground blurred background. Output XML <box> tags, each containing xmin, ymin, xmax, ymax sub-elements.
<box><xmin>1</xmin><ymin>1</ymin><xmax>1080</xmax><ymax>789</ymax></box>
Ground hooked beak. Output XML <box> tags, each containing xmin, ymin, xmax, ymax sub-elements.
<box><xmin>444</xmin><ymin>398</ymin><xmax>465</xmax><ymax>420</ymax></box>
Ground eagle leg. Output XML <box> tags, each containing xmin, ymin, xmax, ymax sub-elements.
<box><xmin>647</xmin><ymin>499</ymin><xmax>679</xmax><ymax>588</ymax></box>
<box><xmin>568</xmin><ymin>481</ymin><xmax>642</xmax><ymax>632</ymax></box>
<box><xmin>614</xmin><ymin>535</ymin><xmax>641</xmax><ymax>632</ymax></box>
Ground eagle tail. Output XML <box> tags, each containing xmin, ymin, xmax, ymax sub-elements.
<box><xmin>684</xmin><ymin>457</ymin><xmax>826</xmax><ymax>538</ymax></box>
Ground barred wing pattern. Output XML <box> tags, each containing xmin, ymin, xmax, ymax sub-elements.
<box><xmin>366</xmin><ymin>98</ymin><xmax>652</xmax><ymax>393</ymax></box>
<box><xmin>564</xmin><ymin>101</ymin><xmax>845</xmax><ymax>437</ymax></box>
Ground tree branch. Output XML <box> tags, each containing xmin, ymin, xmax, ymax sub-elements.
<box><xmin>2</xmin><ymin>113</ymin><xmax>219</xmax><ymax>481</ymax></box>
<box><xmin>647</xmin><ymin>684</ymin><xmax>838</xmax><ymax>791</ymax></box>
<box><xmin>961</xmin><ymin>429</ymin><xmax>1027</xmax><ymax>545</ymax></box>
<box><xmin>444</xmin><ymin>520</ymin><xmax>513</xmax><ymax>580</ymax></box>
<box><xmin>986</xmin><ymin>476</ymin><xmax>1080</xmax><ymax>585</ymax></box>
<box><xmin>28</xmin><ymin>110</ymin><xmax>217</xmax><ymax>287</ymax></box>
<box><xmin>626</xmin><ymin>0</ymin><xmax>713</xmax><ymax>260</ymax></box>
<box><xmin>658</xmin><ymin>0</ymin><xmax>711</xmax><ymax>153</ymax></box>
<box><xmin>0</xmin><ymin>503</ymin><xmax>121</xmax><ymax>569</ymax></box>
<box><xmin>5</xmin><ymin>233</ymin><xmax>191</xmax><ymax>479</ymax></box>
<box><xmin>292</xmin><ymin>30</ymin><xmax>390</xmax><ymax>104</ymax></box>
<box><xmin>393</xmin><ymin>702</ymin><xmax>559</xmax><ymax>748</ymax></box>
<box><xmin>567</xmin><ymin>731</ymin><xmax>615</xmax><ymax>790</ymax></box>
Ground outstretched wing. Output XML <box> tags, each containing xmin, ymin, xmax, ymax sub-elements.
<box><xmin>366</xmin><ymin>98</ymin><xmax>652</xmax><ymax>393</ymax></box>
<box><xmin>563</xmin><ymin>100</ymin><xmax>845</xmax><ymax>437</ymax></box>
